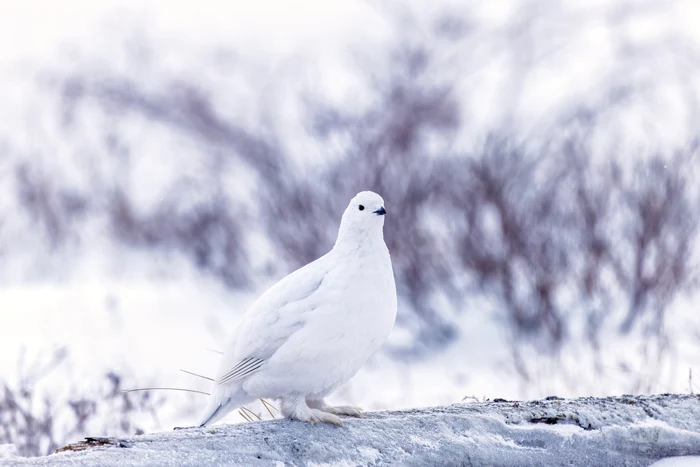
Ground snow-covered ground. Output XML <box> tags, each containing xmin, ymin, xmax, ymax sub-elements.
<box><xmin>4</xmin><ymin>394</ymin><xmax>700</xmax><ymax>466</ymax></box>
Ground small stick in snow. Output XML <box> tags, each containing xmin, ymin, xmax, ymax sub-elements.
<box><xmin>240</xmin><ymin>406</ymin><xmax>262</xmax><ymax>421</ymax></box>
<box><xmin>690</xmin><ymin>368</ymin><xmax>694</xmax><ymax>395</ymax></box>
<box><xmin>180</xmin><ymin>369</ymin><xmax>214</xmax><ymax>381</ymax></box>
<box><xmin>238</xmin><ymin>410</ymin><xmax>253</xmax><ymax>422</ymax></box>
<box><xmin>260</xmin><ymin>398</ymin><xmax>279</xmax><ymax>418</ymax></box>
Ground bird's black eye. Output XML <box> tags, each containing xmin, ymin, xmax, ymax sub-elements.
<box><xmin>358</xmin><ymin>205</ymin><xmax>365</xmax><ymax>211</ymax></box>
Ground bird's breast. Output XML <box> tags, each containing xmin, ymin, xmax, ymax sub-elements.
<box><xmin>318</xmin><ymin>254</ymin><xmax>397</xmax><ymax>342</ymax></box>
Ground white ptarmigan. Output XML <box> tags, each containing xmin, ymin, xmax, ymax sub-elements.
<box><xmin>198</xmin><ymin>191</ymin><xmax>397</xmax><ymax>426</ymax></box>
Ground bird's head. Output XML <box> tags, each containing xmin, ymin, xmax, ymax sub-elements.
<box><xmin>335</xmin><ymin>191</ymin><xmax>387</xmax><ymax>245</ymax></box>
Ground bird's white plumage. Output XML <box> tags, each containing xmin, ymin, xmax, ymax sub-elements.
<box><xmin>198</xmin><ymin>191</ymin><xmax>397</xmax><ymax>426</ymax></box>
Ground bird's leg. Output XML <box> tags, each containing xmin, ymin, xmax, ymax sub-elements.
<box><xmin>281</xmin><ymin>396</ymin><xmax>344</xmax><ymax>426</ymax></box>
<box><xmin>306</xmin><ymin>398</ymin><xmax>363</xmax><ymax>418</ymax></box>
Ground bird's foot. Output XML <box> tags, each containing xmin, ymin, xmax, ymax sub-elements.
<box><xmin>306</xmin><ymin>398</ymin><xmax>363</xmax><ymax>418</ymax></box>
<box><xmin>290</xmin><ymin>408</ymin><xmax>344</xmax><ymax>426</ymax></box>
<box><xmin>308</xmin><ymin>409</ymin><xmax>344</xmax><ymax>426</ymax></box>
<box><xmin>324</xmin><ymin>405</ymin><xmax>363</xmax><ymax>417</ymax></box>
<box><xmin>282</xmin><ymin>397</ymin><xmax>344</xmax><ymax>426</ymax></box>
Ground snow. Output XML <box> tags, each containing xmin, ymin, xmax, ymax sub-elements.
<box><xmin>2</xmin><ymin>394</ymin><xmax>699</xmax><ymax>466</ymax></box>
<box><xmin>0</xmin><ymin>445</ymin><xmax>18</xmax><ymax>460</ymax></box>
<box><xmin>651</xmin><ymin>456</ymin><xmax>700</xmax><ymax>467</ymax></box>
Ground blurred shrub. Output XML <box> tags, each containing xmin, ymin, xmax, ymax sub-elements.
<box><xmin>0</xmin><ymin>349</ymin><xmax>164</xmax><ymax>457</ymax></box>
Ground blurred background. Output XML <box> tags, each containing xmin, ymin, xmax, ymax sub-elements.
<box><xmin>1</xmin><ymin>0</ymin><xmax>699</xmax><ymax>457</ymax></box>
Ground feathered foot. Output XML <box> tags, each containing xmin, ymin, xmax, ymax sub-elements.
<box><xmin>325</xmin><ymin>405</ymin><xmax>363</xmax><ymax>417</ymax></box>
<box><xmin>282</xmin><ymin>396</ymin><xmax>344</xmax><ymax>426</ymax></box>
<box><xmin>307</xmin><ymin>398</ymin><xmax>363</xmax><ymax>418</ymax></box>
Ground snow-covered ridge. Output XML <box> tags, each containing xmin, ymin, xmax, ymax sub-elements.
<box><xmin>4</xmin><ymin>394</ymin><xmax>700</xmax><ymax>466</ymax></box>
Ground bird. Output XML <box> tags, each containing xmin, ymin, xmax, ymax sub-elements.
<box><xmin>198</xmin><ymin>191</ymin><xmax>397</xmax><ymax>427</ymax></box>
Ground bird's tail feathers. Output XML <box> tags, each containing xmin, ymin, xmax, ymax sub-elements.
<box><xmin>198</xmin><ymin>386</ymin><xmax>251</xmax><ymax>427</ymax></box>
<box><xmin>198</xmin><ymin>401</ymin><xmax>230</xmax><ymax>427</ymax></box>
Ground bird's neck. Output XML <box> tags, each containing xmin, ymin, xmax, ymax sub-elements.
<box><xmin>332</xmin><ymin>228</ymin><xmax>386</xmax><ymax>257</ymax></box>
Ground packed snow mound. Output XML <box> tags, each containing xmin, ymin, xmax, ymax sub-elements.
<box><xmin>4</xmin><ymin>394</ymin><xmax>700</xmax><ymax>466</ymax></box>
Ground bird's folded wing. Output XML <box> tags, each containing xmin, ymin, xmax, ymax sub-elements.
<box><xmin>217</xmin><ymin>357</ymin><xmax>265</xmax><ymax>384</ymax></box>
<box><xmin>215</xmin><ymin>255</ymin><xmax>329</xmax><ymax>386</ymax></box>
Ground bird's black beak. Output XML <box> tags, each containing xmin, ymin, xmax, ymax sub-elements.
<box><xmin>373</xmin><ymin>206</ymin><xmax>387</xmax><ymax>216</ymax></box>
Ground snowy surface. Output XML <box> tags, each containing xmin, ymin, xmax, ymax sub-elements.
<box><xmin>651</xmin><ymin>456</ymin><xmax>700</xmax><ymax>466</ymax></box>
<box><xmin>3</xmin><ymin>394</ymin><xmax>700</xmax><ymax>466</ymax></box>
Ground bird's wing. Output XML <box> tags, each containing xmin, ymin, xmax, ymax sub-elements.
<box><xmin>217</xmin><ymin>357</ymin><xmax>265</xmax><ymax>385</ymax></box>
<box><xmin>214</xmin><ymin>255</ymin><xmax>330</xmax><ymax>385</ymax></box>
